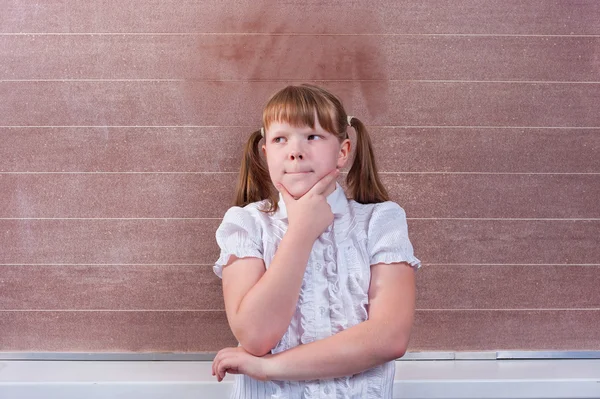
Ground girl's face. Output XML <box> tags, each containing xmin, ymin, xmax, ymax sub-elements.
<box><xmin>262</xmin><ymin>119</ymin><xmax>351</xmax><ymax>199</ymax></box>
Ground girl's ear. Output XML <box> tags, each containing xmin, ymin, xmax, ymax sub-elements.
<box><xmin>262</xmin><ymin>144</ymin><xmax>267</xmax><ymax>157</ymax></box>
<box><xmin>337</xmin><ymin>138</ymin><xmax>352</xmax><ymax>168</ymax></box>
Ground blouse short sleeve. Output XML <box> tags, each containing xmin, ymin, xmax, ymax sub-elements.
<box><xmin>367</xmin><ymin>202</ymin><xmax>421</xmax><ymax>270</ymax></box>
<box><xmin>213</xmin><ymin>206</ymin><xmax>264</xmax><ymax>278</ymax></box>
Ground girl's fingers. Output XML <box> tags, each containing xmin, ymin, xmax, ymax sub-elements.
<box><xmin>219</xmin><ymin>351</ymin><xmax>248</xmax><ymax>381</ymax></box>
<box><xmin>215</xmin><ymin>354</ymin><xmax>224</xmax><ymax>380</ymax></box>
<box><xmin>307</xmin><ymin>169</ymin><xmax>339</xmax><ymax>196</ymax></box>
<box><xmin>214</xmin><ymin>347</ymin><xmax>250</xmax><ymax>381</ymax></box>
<box><xmin>212</xmin><ymin>347</ymin><xmax>233</xmax><ymax>378</ymax></box>
<box><xmin>212</xmin><ymin>352</ymin><xmax>218</xmax><ymax>376</ymax></box>
<box><xmin>218</xmin><ymin>356</ymin><xmax>232</xmax><ymax>381</ymax></box>
<box><xmin>212</xmin><ymin>354</ymin><xmax>221</xmax><ymax>377</ymax></box>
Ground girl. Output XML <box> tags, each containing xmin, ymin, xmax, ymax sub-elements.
<box><xmin>212</xmin><ymin>84</ymin><xmax>421</xmax><ymax>398</ymax></box>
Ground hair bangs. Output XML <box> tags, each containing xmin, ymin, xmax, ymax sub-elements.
<box><xmin>262</xmin><ymin>85</ymin><xmax>340</xmax><ymax>135</ymax></box>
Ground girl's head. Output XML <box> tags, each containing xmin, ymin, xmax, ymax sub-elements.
<box><xmin>235</xmin><ymin>84</ymin><xmax>388</xmax><ymax>212</ymax></box>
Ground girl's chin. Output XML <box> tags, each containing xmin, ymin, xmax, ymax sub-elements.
<box><xmin>288</xmin><ymin>188</ymin><xmax>311</xmax><ymax>199</ymax></box>
<box><xmin>282</xmin><ymin>182</ymin><xmax>313</xmax><ymax>198</ymax></box>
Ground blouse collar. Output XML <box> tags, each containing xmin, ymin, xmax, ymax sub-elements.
<box><xmin>273</xmin><ymin>182</ymin><xmax>348</xmax><ymax>220</ymax></box>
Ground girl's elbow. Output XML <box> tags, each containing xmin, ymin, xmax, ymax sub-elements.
<box><xmin>241</xmin><ymin>341</ymin><xmax>272</xmax><ymax>357</ymax></box>
<box><xmin>378</xmin><ymin>341</ymin><xmax>407</xmax><ymax>361</ymax></box>
<box><xmin>391</xmin><ymin>343</ymin><xmax>408</xmax><ymax>359</ymax></box>
<box><xmin>380</xmin><ymin>332</ymin><xmax>409</xmax><ymax>360</ymax></box>
<box><xmin>235</xmin><ymin>329</ymin><xmax>277</xmax><ymax>357</ymax></box>
<box><xmin>369</xmin><ymin>318</ymin><xmax>412</xmax><ymax>360</ymax></box>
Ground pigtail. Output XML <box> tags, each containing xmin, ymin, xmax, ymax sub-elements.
<box><xmin>346</xmin><ymin>117</ymin><xmax>389</xmax><ymax>203</ymax></box>
<box><xmin>234</xmin><ymin>130</ymin><xmax>278</xmax><ymax>212</ymax></box>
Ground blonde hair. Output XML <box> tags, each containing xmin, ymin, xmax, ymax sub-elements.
<box><xmin>235</xmin><ymin>84</ymin><xmax>389</xmax><ymax>212</ymax></box>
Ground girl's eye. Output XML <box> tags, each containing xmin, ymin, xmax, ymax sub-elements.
<box><xmin>273</xmin><ymin>137</ymin><xmax>285</xmax><ymax>143</ymax></box>
<box><xmin>308</xmin><ymin>135</ymin><xmax>321</xmax><ymax>140</ymax></box>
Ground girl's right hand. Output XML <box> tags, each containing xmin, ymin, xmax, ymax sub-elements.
<box><xmin>277</xmin><ymin>170</ymin><xmax>340</xmax><ymax>241</ymax></box>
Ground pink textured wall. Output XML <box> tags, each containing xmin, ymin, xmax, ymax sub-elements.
<box><xmin>1</xmin><ymin>0</ymin><xmax>599</xmax><ymax>352</ymax></box>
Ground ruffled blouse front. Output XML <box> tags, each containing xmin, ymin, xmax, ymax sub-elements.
<box><xmin>214</xmin><ymin>184</ymin><xmax>421</xmax><ymax>399</ymax></box>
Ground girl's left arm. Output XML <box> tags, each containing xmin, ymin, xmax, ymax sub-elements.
<box><xmin>213</xmin><ymin>261</ymin><xmax>416</xmax><ymax>382</ymax></box>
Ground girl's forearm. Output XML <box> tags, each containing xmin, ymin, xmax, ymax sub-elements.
<box><xmin>233</xmin><ymin>227</ymin><xmax>315</xmax><ymax>355</ymax></box>
<box><xmin>263</xmin><ymin>319</ymin><xmax>407</xmax><ymax>381</ymax></box>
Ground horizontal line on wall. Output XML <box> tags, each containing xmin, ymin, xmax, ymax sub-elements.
<box><xmin>1</xmin><ymin>172</ymin><xmax>599</xmax><ymax>175</ymax></box>
<box><xmin>1</xmin><ymin>263</ymin><xmax>599</xmax><ymax>267</ymax></box>
<box><xmin>419</xmin><ymin>308</ymin><xmax>600</xmax><ymax>311</ymax></box>
<box><xmin>418</xmin><ymin>263</ymin><xmax>596</xmax><ymax>267</ymax></box>
<box><xmin>410</xmin><ymin>218</ymin><xmax>600</xmax><ymax>221</ymax></box>
<box><xmin>0</xmin><ymin>264</ymin><xmax>168</xmax><ymax>267</ymax></box>
<box><xmin>1</xmin><ymin>217</ymin><xmax>599</xmax><ymax>221</ymax></box>
<box><xmin>0</xmin><ymin>217</ymin><xmax>221</xmax><ymax>220</ymax></box>
<box><xmin>0</xmin><ymin>309</ymin><xmax>220</xmax><ymax>312</ymax></box>
<box><xmin>2</xmin><ymin>125</ymin><xmax>599</xmax><ymax>129</ymax></box>
<box><xmin>0</xmin><ymin>172</ymin><xmax>242</xmax><ymax>174</ymax></box>
<box><xmin>3</xmin><ymin>350</ymin><xmax>600</xmax><ymax>361</ymax></box>
<box><xmin>379</xmin><ymin>172</ymin><xmax>600</xmax><ymax>175</ymax></box>
<box><xmin>2</xmin><ymin>79</ymin><xmax>600</xmax><ymax>84</ymax></box>
<box><xmin>1</xmin><ymin>33</ymin><xmax>598</xmax><ymax>38</ymax></box>
<box><xmin>370</xmin><ymin>126</ymin><xmax>600</xmax><ymax>129</ymax></box>
<box><xmin>2</xmin><ymin>308</ymin><xmax>599</xmax><ymax>312</ymax></box>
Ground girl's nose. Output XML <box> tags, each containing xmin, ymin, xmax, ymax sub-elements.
<box><xmin>289</xmin><ymin>151</ymin><xmax>303</xmax><ymax>161</ymax></box>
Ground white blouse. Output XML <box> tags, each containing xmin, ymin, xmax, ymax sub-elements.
<box><xmin>214</xmin><ymin>183</ymin><xmax>421</xmax><ymax>399</ymax></box>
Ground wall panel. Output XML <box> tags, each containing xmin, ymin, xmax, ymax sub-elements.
<box><xmin>1</xmin><ymin>0</ymin><xmax>598</xmax><ymax>353</ymax></box>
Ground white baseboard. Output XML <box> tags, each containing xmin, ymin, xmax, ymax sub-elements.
<box><xmin>1</xmin><ymin>359</ymin><xmax>599</xmax><ymax>398</ymax></box>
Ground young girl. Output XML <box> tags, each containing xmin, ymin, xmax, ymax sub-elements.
<box><xmin>211</xmin><ymin>84</ymin><xmax>421</xmax><ymax>398</ymax></box>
